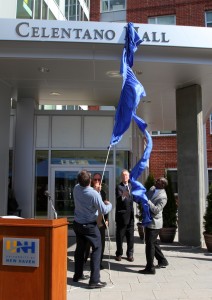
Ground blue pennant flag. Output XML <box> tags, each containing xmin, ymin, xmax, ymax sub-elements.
<box><xmin>109</xmin><ymin>22</ymin><xmax>153</xmax><ymax>226</ymax></box>
<box><xmin>110</xmin><ymin>66</ymin><xmax>146</xmax><ymax>145</ymax></box>
<box><xmin>130</xmin><ymin>114</ymin><xmax>153</xmax><ymax>225</ymax></box>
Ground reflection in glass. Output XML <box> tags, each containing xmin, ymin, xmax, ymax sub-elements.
<box><xmin>51</xmin><ymin>150</ymin><xmax>113</xmax><ymax>165</ymax></box>
<box><xmin>16</xmin><ymin>0</ymin><xmax>33</xmax><ymax>19</ymax></box>
<box><xmin>54</xmin><ymin>171</ymin><xmax>78</xmax><ymax>218</ymax></box>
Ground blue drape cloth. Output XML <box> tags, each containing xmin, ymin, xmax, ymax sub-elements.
<box><xmin>110</xmin><ymin>22</ymin><xmax>153</xmax><ymax>226</ymax></box>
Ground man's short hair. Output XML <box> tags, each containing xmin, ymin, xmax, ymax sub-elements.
<box><xmin>77</xmin><ymin>170</ymin><xmax>91</xmax><ymax>187</ymax></box>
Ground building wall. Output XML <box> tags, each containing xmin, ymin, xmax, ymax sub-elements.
<box><xmin>206</xmin><ymin>118</ymin><xmax>212</xmax><ymax>168</ymax></box>
<box><xmin>0</xmin><ymin>0</ymin><xmax>17</xmax><ymax>18</ymax></box>
<box><xmin>90</xmin><ymin>0</ymin><xmax>212</xmax><ymax>181</ymax></box>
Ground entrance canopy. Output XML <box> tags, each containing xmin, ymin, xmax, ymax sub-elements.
<box><xmin>0</xmin><ymin>19</ymin><xmax>212</xmax><ymax>131</ymax></box>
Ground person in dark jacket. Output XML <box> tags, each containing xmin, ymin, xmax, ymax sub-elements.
<box><xmin>115</xmin><ymin>169</ymin><xmax>134</xmax><ymax>262</ymax></box>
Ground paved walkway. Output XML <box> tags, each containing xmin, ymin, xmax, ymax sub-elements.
<box><xmin>67</xmin><ymin>231</ymin><xmax>212</xmax><ymax>300</ymax></box>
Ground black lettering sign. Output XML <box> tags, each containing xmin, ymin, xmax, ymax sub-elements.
<box><xmin>16</xmin><ymin>22</ymin><xmax>29</xmax><ymax>37</ymax></box>
<box><xmin>15</xmin><ymin>22</ymin><xmax>169</xmax><ymax>44</ymax></box>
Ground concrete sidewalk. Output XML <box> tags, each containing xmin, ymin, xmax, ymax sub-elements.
<box><xmin>67</xmin><ymin>231</ymin><xmax>212</xmax><ymax>300</ymax></box>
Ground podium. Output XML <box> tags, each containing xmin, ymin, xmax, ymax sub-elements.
<box><xmin>0</xmin><ymin>218</ymin><xmax>68</xmax><ymax>300</ymax></box>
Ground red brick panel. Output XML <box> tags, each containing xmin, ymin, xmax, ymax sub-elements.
<box><xmin>150</xmin><ymin>136</ymin><xmax>177</xmax><ymax>178</ymax></box>
<box><xmin>90</xmin><ymin>0</ymin><xmax>100</xmax><ymax>21</ymax></box>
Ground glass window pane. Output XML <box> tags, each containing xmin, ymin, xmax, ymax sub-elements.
<box><xmin>206</xmin><ymin>11</ymin><xmax>212</xmax><ymax>23</ymax></box>
<box><xmin>102</xmin><ymin>0</ymin><xmax>109</xmax><ymax>12</ymax></box>
<box><xmin>35</xmin><ymin>150</ymin><xmax>49</xmax><ymax>217</ymax></box>
<box><xmin>54</xmin><ymin>170</ymin><xmax>78</xmax><ymax>218</ymax></box>
<box><xmin>51</xmin><ymin>150</ymin><xmax>113</xmax><ymax>165</ymax></box>
<box><xmin>110</xmin><ymin>0</ymin><xmax>125</xmax><ymax>11</ymax></box>
<box><xmin>148</xmin><ymin>17</ymin><xmax>156</xmax><ymax>24</ymax></box>
<box><xmin>42</xmin><ymin>1</ymin><xmax>48</xmax><ymax>19</ymax></box>
<box><xmin>210</xmin><ymin>114</ymin><xmax>212</xmax><ymax>134</ymax></box>
<box><xmin>34</xmin><ymin>0</ymin><xmax>41</xmax><ymax>19</ymax></box>
<box><xmin>16</xmin><ymin>0</ymin><xmax>33</xmax><ymax>18</ymax></box>
<box><xmin>49</xmin><ymin>10</ymin><xmax>56</xmax><ymax>20</ymax></box>
<box><xmin>148</xmin><ymin>15</ymin><xmax>176</xmax><ymax>25</ymax></box>
<box><xmin>158</xmin><ymin>15</ymin><xmax>175</xmax><ymax>25</ymax></box>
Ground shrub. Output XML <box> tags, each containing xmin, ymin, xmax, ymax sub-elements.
<box><xmin>204</xmin><ymin>183</ymin><xmax>212</xmax><ymax>234</ymax></box>
<box><xmin>163</xmin><ymin>173</ymin><xmax>178</xmax><ymax>228</ymax></box>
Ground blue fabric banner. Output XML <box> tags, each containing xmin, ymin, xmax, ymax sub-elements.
<box><xmin>110</xmin><ymin>22</ymin><xmax>152</xmax><ymax>226</ymax></box>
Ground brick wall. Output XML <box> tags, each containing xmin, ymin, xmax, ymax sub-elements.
<box><xmin>90</xmin><ymin>0</ymin><xmax>100</xmax><ymax>21</ymax></box>
<box><xmin>150</xmin><ymin>136</ymin><xmax>177</xmax><ymax>178</ymax></box>
<box><xmin>127</xmin><ymin>0</ymin><xmax>212</xmax><ymax>26</ymax></box>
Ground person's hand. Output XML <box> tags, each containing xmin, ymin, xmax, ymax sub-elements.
<box><xmin>93</xmin><ymin>182</ymin><xmax>101</xmax><ymax>192</ymax></box>
<box><xmin>104</xmin><ymin>200</ymin><xmax>110</xmax><ymax>205</ymax></box>
<box><xmin>104</xmin><ymin>220</ymin><xmax>109</xmax><ymax>227</ymax></box>
<box><xmin>122</xmin><ymin>190</ymin><xmax>129</xmax><ymax>198</ymax></box>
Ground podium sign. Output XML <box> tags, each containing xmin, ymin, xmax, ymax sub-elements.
<box><xmin>0</xmin><ymin>218</ymin><xmax>68</xmax><ymax>300</ymax></box>
<box><xmin>2</xmin><ymin>237</ymin><xmax>39</xmax><ymax>267</ymax></box>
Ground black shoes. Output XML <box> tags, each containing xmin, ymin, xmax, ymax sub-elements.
<box><xmin>138</xmin><ymin>268</ymin><xmax>156</xmax><ymax>275</ymax></box>
<box><xmin>115</xmin><ymin>256</ymin><xmax>134</xmax><ymax>262</ymax></box>
<box><xmin>88</xmin><ymin>281</ymin><xmax>107</xmax><ymax>289</ymax></box>
<box><xmin>73</xmin><ymin>274</ymin><xmax>90</xmax><ymax>282</ymax></box>
<box><xmin>127</xmin><ymin>256</ymin><xmax>134</xmax><ymax>262</ymax></box>
<box><xmin>115</xmin><ymin>255</ymin><xmax>122</xmax><ymax>261</ymax></box>
<box><xmin>155</xmin><ymin>260</ymin><xmax>169</xmax><ymax>269</ymax></box>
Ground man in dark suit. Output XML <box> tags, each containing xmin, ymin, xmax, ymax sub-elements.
<box><xmin>115</xmin><ymin>169</ymin><xmax>134</xmax><ymax>262</ymax></box>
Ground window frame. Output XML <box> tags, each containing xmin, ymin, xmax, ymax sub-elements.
<box><xmin>101</xmin><ymin>0</ymin><xmax>126</xmax><ymax>13</ymax></box>
<box><xmin>205</xmin><ymin>11</ymin><xmax>212</xmax><ymax>27</ymax></box>
<box><xmin>148</xmin><ymin>15</ymin><xmax>176</xmax><ymax>25</ymax></box>
<box><xmin>210</xmin><ymin>114</ymin><xmax>212</xmax><ymax>134</ymax></box>
<box><xmin>151</xmin><ymin>131</ymin><xmax>177</xmax><ymax>136</ymax></box>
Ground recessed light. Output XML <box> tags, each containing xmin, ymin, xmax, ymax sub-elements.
<box><xmin>50</xmin><ymin>92</ymin><xmax>61</xmax><ymax>96</ymax></box>
<box><xmin>38</xmin><ymin>67</ymin><xmax>50</xmax><ymax>73</ymax></box>
<box><xmin>106</xmin><ymin>71</ymin><xmax>122</xmax><ymax>78</ymax></box>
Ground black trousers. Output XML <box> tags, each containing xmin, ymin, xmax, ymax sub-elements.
<box><xmin>115</xmin><ymin>219</ymin><xmax>134</xmax><ymax>257</ymax></box>
<box><xmin>73</xmin><ymin>221</ymin><xmax>102</xmax><ymax>284</ymax></box>
<box><xmin>99</xmin><ymin>225</ymin><xmax>106</xmax><ymax>261</ymax></box>
<box><xmin>145</xmin><ymin>227</ymin><xmax>166</xmax><ymax>269</ymax></box>
<box><xmin>84</xmin><ymin>225</ymin><xmax>106</xmax><ymax>264</ymax></box>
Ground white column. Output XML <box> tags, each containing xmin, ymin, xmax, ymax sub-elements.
<box><xmin>13</xmin><ymin>98</ymin><xmax>36</xmax><ymax>218</ymax></box>
<box><xmin>0</xmin><ymin>83</ymin><xmax>11</xmax><ymax>215</ymax></box>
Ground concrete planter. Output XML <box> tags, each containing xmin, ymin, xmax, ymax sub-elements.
<box><xmin>159</xmin><ymin>227</ymin><xmax>177</xmax><ymax>243</ymax></box>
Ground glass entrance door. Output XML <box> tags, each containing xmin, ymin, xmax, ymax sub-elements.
<box><xmin>50</xmin><ymin>166</ymin><xmax>115</xmax><ymax>235</ymax></box>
